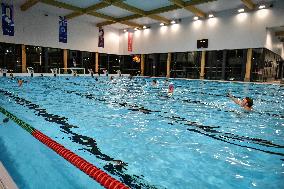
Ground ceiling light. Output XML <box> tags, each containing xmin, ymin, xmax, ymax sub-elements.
<box><xmin>143</xmin><ymin>25</ymin><xmax>147</xmax><ymax>29</ymax></box>
<box><xmin>208</xmin><ymin>14</ymin><xmax>214</xmax><ymax>18</ymax></box>
<box><xmin>123</xmin><ymin>29</ymin><xmax>127</xmax><ymax>32</ymax></box>
<box><xmin>193</xmin><ymin>16</ymin><xmax>199</xmax><ymax>20</ymax></box>
<box><xmin>170</xmin><ymin>20</ymin><xmax>176</xmax><ymax>24</ymax></box>
<box><xmin>160</xmin><ymin>23</ymin><xmax>165</xmax><ymax>26</ymax></box>
<box><xmin>134</xmin><ymin>27</ymin><xmax>139</xmax><ymax>31</ymax></box>
<box><xmin>259</xmin><ymin>5</ymin><xmax>266</xmax><ymax>9</ymax></box>
<box><xmin>238</xmin><ymin>8</ymin><xmax>245</xmax><ymax>13</ymax></box>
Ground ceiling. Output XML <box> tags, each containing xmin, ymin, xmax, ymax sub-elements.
<box><xmin>16</xmin><ymin>0</ymin><xmax>276</xmax><ymax>29</ymax></box>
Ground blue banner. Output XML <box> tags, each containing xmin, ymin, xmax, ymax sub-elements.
<box><xmin>59</xmin><ymin>16</ymin><xmax>67</xmax><ymax>43</ymax></box>
<box><xmin>1</xmin><ymin>3</ymin><xmax>14</xmax><ymax>36</ymax></box>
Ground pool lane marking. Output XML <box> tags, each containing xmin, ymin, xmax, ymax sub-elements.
<box><xmin>0</xmin><ymin>89</ymin><xmax>158</xmax><ymax>189</ymax></box>
<box><xmin>0</xmin><ymin>106</ymin><xmax>129</xmax><ymax>189</ymax></box>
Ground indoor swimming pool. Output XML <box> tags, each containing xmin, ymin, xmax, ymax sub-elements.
<box><xmin>0</xmin><ymin>76</ymin><xmax>283</xmax><ymax>189</ymax></box>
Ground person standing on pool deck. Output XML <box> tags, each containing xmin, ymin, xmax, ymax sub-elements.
<box><xmin>227</xmin><ymin>93</ymin><xmax>253</xmax><ymax>111</ymax></box>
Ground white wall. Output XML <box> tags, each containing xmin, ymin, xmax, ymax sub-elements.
<box><xmin>0</xmin><ymin>6</ymin><xmax>120</xmax><ymax>54</ymax></box>
<box><xmin>265</xmin><ymin>29</ymin><xmax>284</xmax><ymax>59</ymax></box>
<box><xmin>119</xmin><ymin>1</ymin><xmax>284</xmax><ymax>56</ymax></box>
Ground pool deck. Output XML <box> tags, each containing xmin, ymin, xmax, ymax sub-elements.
<box><xmin>0</xmin><ymin>73</ymin><xmax>283</xmax><ymax>85</ymax></box>
<box><xmin>0</xmin><ymin>162</ymin><xmax>18</xmax><ymax>189</ymax></box>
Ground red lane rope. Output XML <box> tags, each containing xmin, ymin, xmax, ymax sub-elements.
<box><xmin>32</xmin><ymin>130</ymin><xmax>129</xmax><ymax>189</ymax></box>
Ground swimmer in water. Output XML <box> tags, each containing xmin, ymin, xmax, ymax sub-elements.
<box><xmin>18</xmin><ymin>79</ymin><xmax>24</xmax><ymax>87</ymax></box>
<box><xmin>168</xmin><ymin>84</ymin><xmax>174</xmax><ymax>97</ymax></box>
<box><xmin>227</xmin><ymin>93</ymin><xmax>253</xmax><ymax>111</ymax></box>
<box><xmin>1</xmin><ymin>117</ymin><xmax>9</xmax><ymax>126</ymax></box>
<box><xmin>152</xmin><ymin>79</ymin><xmax>157</xmax><ymax>86</ymax></box>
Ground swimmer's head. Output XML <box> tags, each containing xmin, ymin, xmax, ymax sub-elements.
<box><xmin>244</xmin><ymin>97</ymin><xmax>253</xmax><ymax>107</ymax></box>
<box><xmin>241</xmin><ymin>97</ymin><xmax>253</xmax><ymax>107</ymax></box>
<box><xmin>168</xmin><ymin>84</ymin><xmax>174</xmax><ymax>93</ymax></box>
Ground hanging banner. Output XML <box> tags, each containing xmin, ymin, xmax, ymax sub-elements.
<box><xmin>59</xmin><ymin>16</ymin><xmax>67</xmax><ymax>43</ymax></box>
<box><xmin>98</xmin><ymin>27</ymin><xmax>104</xmax><ymax>48</ymax></box>
<box><xmin>128</xmin><ymin>32</ymin><xmax>133</xmax><ymax>52</ymax></box>
<box><xmin>1</xmin><ymin>3</ymin><xmax>14</xmax><ymax>36</ymax></box>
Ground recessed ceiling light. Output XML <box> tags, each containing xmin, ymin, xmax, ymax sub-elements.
<box><xmin>170</xmin><ymin>20</ymin><xmax>176</xmax><ymax>24</ymax></box>
<box><xmin>208</xmin><ymin>14</ymin><xmax>214</xmax><ymax>18</ymax></box>
<box><xmin>193</xmin><ymin>16</ymin><xmax>199</xmax><ymax>20</ymax></box>
<box><xmin>123</xmin><ymin>29</ymin><xmax>127</xmax><ymax>32</ymax></box>
<box><xmin>143</xmin><ymin>25</ymin><xmax>147</xmax><ymax>29</ymax></box>
<box><xmin>160</xmin><ymin>23</ymin><xmax>165</xmax><ymax>26</ymax></box>
<box><xmin>238</xmin><ymin>8</ymin><xmax>245</xmax><ymax>13</ymax></box>
<box><xmin>259</xmin><ymin>5</ymin><xmax>266</xmax><ymax>9</ymax></box>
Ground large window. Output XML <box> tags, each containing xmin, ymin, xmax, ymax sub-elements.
<box><xmin>120</xmin><ymin>55</ymin><xmax>140</xmax><ymax>75</ymax></box>
<box><xmin>0</xmin><ymin>42</ymin><xmax>22</xmax><ymax>73</ymax></box>
<box><xmin>145</xmin><ymin>54</ymin><xmax>167</xmax><ymax>77</ymax></box>
<box><xmin>171</xmin><ymin>52</ymin><xmax>201</xmax><ymax>78</ymax></box>
<box><xmin>204</xmin><ymin>50</ymin><xmax>223</xmax><ymax>80</ymax></box>
<box><xmin>225</xmin><ymin>49</ymin><xmax>246</xmax><ymax>81</ymax></box>
<box><xmin>47</xmin><ymin>47</ymin><xmax>63</xmax><ymax>71</ymax></box>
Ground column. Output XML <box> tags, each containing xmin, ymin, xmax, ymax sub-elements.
<box><xmin>95</xmin><ymin>52</ymin><xmax>99</xmax><ymax>73</ymax></box>
<box><xmin>200</xmin><ymin>51</ymin><xmax>206</xmax><ymax>79</ymax></box>
<box><xmin>166</xmin><ymin>53</ymin><xmax>171</xmax><ymax>78</ymax></box>
<box><xmin>141</xmin><ymin>54</ymin><xmax>145</xmax><ymax>76</ymax></box>
<box><xmin>244</xmin><ymin>48</ymin><xmax>253</xmax><ymax>82</ymax></box>
<box><xmin>221</xmin><ymin>50</ymin><xmax>227</xmax><ymax>80</ymax></box>
<box><xmin>63</xmin><ymin>49</ymin><xmax>68</xmax><ymax>73</ymax></box>
<box><xmin>21</xmin><ymin>45</ymin><xmax>26</xmax><ymax>73</ymax></box>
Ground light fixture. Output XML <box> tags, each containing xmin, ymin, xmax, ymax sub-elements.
<box><xmin>143</xmin><ymin>25</ymin><xmax>147</xmax><ymax>29</ymax></box>
<box><xmin>208</xmin><ymin>14</ymin><xmax>214</xmax><ymax>18</ymax></box>
<box><xmin>170</xmin><ymin>20</ymin><xmax>176</xmax><ymax>24</ymax></box>
<box><xmin>259</xmin><ymin>5</ymin><xmax>266</xmax><ymax>9</ymax></box>
<box><xmin>238</xmin><ymin>8</ymin><xmax>245</xmax><ymax>13</ymax></box>
<box><xmin>123</xmin><ymin>29</ymin><xmax>127</xmax><ymax>32</ymax></box>
<box><xmin>160</xmin><ymin>23</ymin><xmax>165</xmax><ymax>26</ymax></box>
<box><xmin>193</xmin><ymin>16</ymin><xmax>199</xmax><ymax>21</ymax></box>
<box><xmin>134</xmin><ymin>27</ymin><xmax>139</xmax><ymax>31</ymax></box>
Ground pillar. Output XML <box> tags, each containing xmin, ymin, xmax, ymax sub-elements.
<box><xmin>21</xmin><ymin>44</ymin><xmax>26</xmax><ymax>73</ymax></box>
<box><xmin>166</xmin><ymin>53</ymin><xmax>171</xmax><ymax>78</ymax></box>
<box><xmin>95</xmin><ymin>52</ymin><xmax>99</xmax><ymax>73</ymax></box>
<box><xmin>200</xmin><ymin>51</ymin><xmax>206</xmax><ymax>79</ymax></box>
<box><xmin>244</xmin><ymin>48</ymin><xmax>253</xmax><ymax>82</ymax></box>
<box><xmin>63</xmin><ymin>49</ymin><xmax>68</xmax><ymax>73</ymax></box>
<box><xmin>141</xmin><ymin>54</ymin><xmax>145</xmax><ymax>76</ymax></box>
<box><xmin>221</xmin><ymin>50</ymin><xmax>227</xmax><ymax>80</ymax></box>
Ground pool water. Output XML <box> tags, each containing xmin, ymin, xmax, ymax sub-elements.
<box><xmin>0</xmin><ymin>76</ymin><xmax>283</xmax><ymax>189</ymax></box>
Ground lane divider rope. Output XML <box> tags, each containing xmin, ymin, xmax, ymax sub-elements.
<box><xmin>0</xmin><ymin>106</ymin><xmax>129</xmax><ymax>189</ymax></box>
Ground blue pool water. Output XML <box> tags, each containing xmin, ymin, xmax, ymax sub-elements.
<box><xmin>0</xmin><ymin>76</ymin><xmax>283</xmax><ymax>189</ymax></box>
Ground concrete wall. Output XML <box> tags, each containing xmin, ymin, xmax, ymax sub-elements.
<box><xmin>0</xmin><ymin>6</ymin><xmax>120</xmax><ymax>54</ymax></box>
<box><xmin>265</xmin><ymin>29</ymin><xmax>284</xmax><ymax>59</ymax></box>
<box><xmin>119</xmin><ymin>1</ymin><xmax>284</xmax><ymax>56</ymax></box>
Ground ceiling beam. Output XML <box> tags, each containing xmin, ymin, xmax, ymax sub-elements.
<box><xmin>20</xmin><ymin>0</ymin><xmax>40</xmax><ymax>11</ymax></box>
<box><xmin>275</xmin><ymin>31</ymin><xmax>284</xmax><ymax>37</ymax></box>
<box><xmin>241</xmin><ymin>0</ymin><xmax>256</xmax><ymax>10</ymax></box>
<box><xmin>65</xmin><ymin>1</ymin><xmax>125</xmax><ymax>20</ymax></box>
<box><xmin>40</xmin><ymin>0</ymin><xmax>82</xmax><ymax>12</ymax></box>
<box><xmin>107</xmin><ymin>1</ymin><xmax>171</xmax><ymax>24</ymax></box>
<box><xmin>65</xmin><ymin>2</ymin><xmax>109</xmax><ymax>19</ymax></box>
<box><xmin>169</xmin><ymin>0</ymin><xmax>206</xmax><ymax>18</ymax></box>
<box><xmin>39</xmin><ymin>0</ymin><xmax>142</xmax><ymax>28</ymax></box>
<box><xmin>96</xmin><ymin>0</ymin><xmax>216</xmax><ymax>27</ymax></box>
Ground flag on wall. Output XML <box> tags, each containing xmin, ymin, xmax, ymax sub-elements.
<box><xmin>1</xmin><ymin>3</ymin><xmax>14</xmax><ymax>36</ymax></box>
<box><xmin>128</xmin><ymin>32</ymin><xmax>133</xmax><ymax>52</ymax></box>
<box><xmin>59</xmin><ymin>16</ymin><xmax>67</xmax><ymax>43</ymax></box>
<box><xmin>98</xmin><ymin>27</ymin><xmax>104</xmax><ymax>48</ymax></box>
